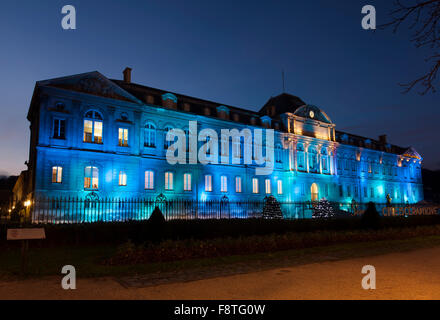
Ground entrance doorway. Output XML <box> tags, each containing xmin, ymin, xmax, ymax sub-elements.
<box><xmin>311</xmin><ymin>183</ymin><xmax>319</xmax><ymax>202</ymax></box>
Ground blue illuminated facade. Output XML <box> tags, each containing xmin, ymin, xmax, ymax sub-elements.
<box><xmin>24</xmin><ymin>70</ymin><xmax>424</xmax><ymax>205</ymax></box>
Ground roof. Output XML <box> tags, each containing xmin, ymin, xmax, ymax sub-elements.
<box><xmin>29</xmin><ymin>71</ymin><xmax>414</xmax><ymax>156</ymax></box>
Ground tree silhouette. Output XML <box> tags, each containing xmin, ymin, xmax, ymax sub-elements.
<box><xmin>380</xmin><ymin>0</ymin><xmax>440</xmax><ymax>94</ymax></box>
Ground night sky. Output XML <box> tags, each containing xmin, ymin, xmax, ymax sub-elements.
<box><xmin>0</xmin><ymin>0</ymin><xmax>438</xmax><ymax>176</ymax></box>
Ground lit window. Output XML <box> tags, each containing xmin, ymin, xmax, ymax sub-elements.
<box><xmin>235</xmin><ymin>177</ymin><xmax>242</xmax><ymax>193</ymax></box>
<box><xmin>83</xmin><ymin>110</ymin><xmax>103</xmax><ymax>144</ymax></box>
<box><xmin>145</xmin><ymin>171</ymin><xmax>154</xmax><ymax>190</ymax></box>
<box><xmin>184</xmin><ymin>173</ymin><xmax>192</xmax><ymax>191</ymax></box>
<box><xmin>119</xmin><ymin>171</ymin><xmax>127</xmax><ymax>186</ymax></box>
<box><xmin>118</xmin><ymin>128</ymin><xmax>128</xmax><ymax>147</ymax></box>
<box><xmin>252</xmin><ymin>178</ymin><xmax>259</xmax><ymax>194</ymax></box>
<box><xmin>205</xmin><ymin>175</ymin><xmax>212</xmax><ymax>192</ymax></box>
<box><xmin>144</xmin><ymin>123</ymin><xmax>156</xmax><ymax>147</ymax></box>
<box><xmin>53</xmin><ymin>119</ymin><xmax>66</xmax><ymax>139</ymax></box>
<box><xmin>165</xmin><ymin>172</ymin><xmax>174</xmax><ymax>190</ymax></box>
<box><xmin>84</xmin><ymin>166</ymin><xmax>99</xmax><ymax>189</ymax></box>
<box><xmin>265</xmin><ymin>179</ymin><xmax>271</xmax><ymax>194</ymax></box>
<box><xmin>221</xmin><ymin>176</ymin><xmax>228</xmax><ymax>192</ymax></box>
<box><xmin>277</xmin><ymin>180</ymin><xmax>283</xmax><ymax>195</ymax></box>
<box><xmin>52</xmin><ymin>166</ymin><xmax>62</xmax><ymax>183</ymax></box>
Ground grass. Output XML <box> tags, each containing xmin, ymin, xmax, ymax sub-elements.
<box><xmin>2</xmin><ymin>231</ymin><xmax>440</xmax><ymax>280</ymax></box>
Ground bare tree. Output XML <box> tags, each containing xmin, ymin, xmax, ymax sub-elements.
<box><xmin>380</xmin><ymin>0</ymin><xmax>440</xmax><ymax>94</ymax></box>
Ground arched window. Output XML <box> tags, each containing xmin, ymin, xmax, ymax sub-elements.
<box><xmin>144</xmin><ymin>122</ymin><xmax>156</xmax><ymax>148</ymax></box>
<box><xmin>83</xmin><ymin>110</ymin><xmax>103</xmax><ymax>144</ymax></box>
<box><xmin>84</xmin><ymin>166</ymin><xmax>99</xmax><ymax>189</ymax></box>
<box><xmin>308</xmin><ymin>147</ymin><xmax>318</xmax><ymax>173</ymax></box>
<box><xmin>321</xmin><ymin>148</ymin><xmax>328</xmax><ymax>172</ymax></box>
<box><xmin>311</xmin><ymin>183</ymin><xmax>319</xmax><ymax>202</ymax></box>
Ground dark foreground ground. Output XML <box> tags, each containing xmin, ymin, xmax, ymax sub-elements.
<box><xmin>1</xmin><ymin>235</ymin><xmax>440</xmax><ymax>299</ymax></box>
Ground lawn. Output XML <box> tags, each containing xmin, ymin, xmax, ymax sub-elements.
<box><xmin>2</xmin><ymin>226</ymin><xmax>440</xmax><ymax>280</ymax></box>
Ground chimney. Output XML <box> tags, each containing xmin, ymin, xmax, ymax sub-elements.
<box><xmin>379</xmin><ymin>134</ymin><xmax>387</xmax><ymax>144</ymax></box>
<box><xmin>123</xmin><ymin>67</ymin><xmax>132</xmax><ymax>83</ymax></box>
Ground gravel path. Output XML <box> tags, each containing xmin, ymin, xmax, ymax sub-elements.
<box><xmin>1</xmin><ymin>246</ymin><xmax>440</xmax><ymax>300</ymax></box>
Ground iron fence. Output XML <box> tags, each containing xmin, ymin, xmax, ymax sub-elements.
<box><xmin>5</xmin><ymin>193</ymin><xmax>440</xmax><ymax>225</ymax></box>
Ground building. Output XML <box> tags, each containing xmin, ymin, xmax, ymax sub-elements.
<box><xmin>22</xmin><ymin>68</ymin><xmax>424</xmax><ymax>208</ymax></box>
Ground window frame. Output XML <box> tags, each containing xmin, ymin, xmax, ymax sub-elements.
<box><xmin>145</xmin><ymin>170</ymin><xmax>154</xmax><ymax>190</ymax></box>
<box><xmin>164</xmin><ymin>171</ymin><xmax>174</xmax><ymax>191</ymax></box>
<box><xmin>84</xmin><ymin>166</ymin><xmax>99</xmax><ymax>190</ymax></box>
<box><xmin>51</xmin><ymin>166</ymin><xmax>63</xmax><ymax>184</ymax></box>
<box><xmin>83</xmin><ymin>110</ymin><xmax>103</xmax><ymax>144</ymax></box>
<box><xmin>53</xmin><ymin>118</ymin><xmax>66</xmax><ymax>139</ymax></box>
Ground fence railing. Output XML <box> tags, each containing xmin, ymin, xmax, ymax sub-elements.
<box><xmin>5</xmin><ymin>194</ymin><xmax>439</xmax><ymax>225</ymax></box>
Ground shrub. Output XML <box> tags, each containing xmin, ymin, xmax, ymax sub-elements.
<box><xmin>361</xmin><ymin>202</ymin><xmax>381</xmax><ymax>230</ymax></box>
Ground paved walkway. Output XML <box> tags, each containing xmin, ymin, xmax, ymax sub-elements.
<box><xmin>1</xmin><ymin>246</ymin><xmax>440</xmax><ymax>300</ymax></box>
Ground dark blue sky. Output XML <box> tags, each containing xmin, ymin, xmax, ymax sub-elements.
<box><xmin>0</xmin><ymin>0</ymin><xmax>438</xmax><ymax>176</ymax></box>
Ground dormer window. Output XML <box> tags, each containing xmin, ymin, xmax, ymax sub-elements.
<box><xmin>162</xmin><ymin>93</ymin><xmax>177</xmax><ymax>110</ymax></box>
<box><xmin>204</xmin><ymin>107</ymin><xmax>211</xmax><ymax>116</ymax></box>
<box><xmin>260</xmin><ymin>116</ymin><xmax>272</xmax><ymax>129</ymax></box>
<box><xmin>217</xmin><ymin>106</ymin><xmax>229</xmax><ymax>120</ymax></box>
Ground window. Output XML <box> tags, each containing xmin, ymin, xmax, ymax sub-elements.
<box><xmin>339</xmin><ymin>185</ymin><xmax>343</xmax><ymax>197</ymax></box>
<box><xmin>119</xmin><ymin>171</ymin><xmax>127</xmax><ymax>186</ymax></box>
<box><xmin>83</xmin><ymin>110</ymin><xmax>103</xmax><ymax>144</ymax></box>
<box><xmin>52</xmin><ymin>166</ymin><xmax>62</xmax><ymax>183</ymax></box>
<box><xmin>252</xmin><ymin>178</ymin><xmax>259</xmax><ymax>194</ymax></box>
<box><xmin>275</xmin><ymin>145</ymin><xmax>282</xmax><ymax>163</ymax></box>
<box><xmin>265</xmin><ymin>179</ymin><xmax>271</xmax><ymax>194</ymax></box>
<box><xmin>235</xmin><ymin>177</ymin><xmax>242</xmax><ymax>193</ymax></box>
<box><xmin>347</xmin><ymin>185</ymin><xmax>351</xmax><ymax>197</ymax></box>
<box><xmin>84</xmin><ymin>166</ymin><xmax>99</xmax><ymax>189</ymax></box>
<box><xmin>205</xmin><ymin>175</ymin><xmax>212</xmax><ymax>192</ymax></box>
<box><xmin>144</xmin><ymin>123</ymin><xmax>156</xmax><ymax>147</ymax></box>
<box><xmin>165</xmin><ymin>172</ymin><xmax>174</xmax><ymax>190</ymax></box>
<box><xmin>164</xmin><ymin>126</ymin><xmax>173</xmax><ymax>149</ymax></box>
<box><xmin>370</xmin><ymin>187</ymin><xmax>374</xmax><ymax>198</ymax></box>
<box><xmin>184</xmin><ymin>173</ymin><xmax>192</xmax><ymax>191</ymax></box>
<box><xmin>221</xmin><ymin>176</ymin><xmax>228</xmax><ymax>192</ymax></box>
<box><xmin>277</xmin><ymin>180</ymin><xmax>283</xmax><ymax>195</ymax></box>
<box><xmin>118</xmin><ymin>128</ymin><xmax>128</xmax><ymax>147</ymax></box>
<box><xmin>145</xmin><ymin>170</ymin><xmax>154</xmax><ymax>190</ymax></box>
<box><xmin>325</xmin><ymin>184</ymin><xmax>329</xmax><ymax>197</ymax></box>
<box><xmin>364</xmin><ymin>187</ymin><xmax>368</xmax><ymax>197</ymax></box>
<box><xmin>53</xmin><ymin>119</ymin><xmax>66</xmax><ymax>139</ymax></box>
